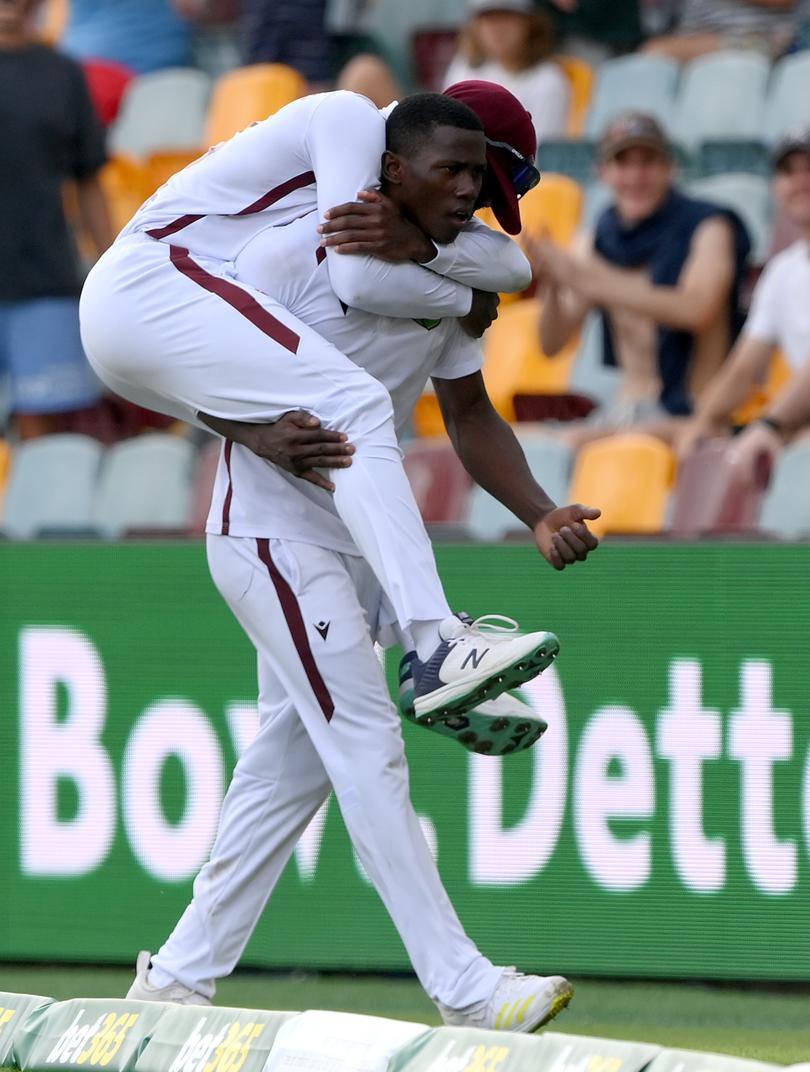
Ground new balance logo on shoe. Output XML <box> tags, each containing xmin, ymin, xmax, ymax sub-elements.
<box><xmin>461</xmin><ymin>647</ymin><xmax>489</xmax><ymax>670</ymax></box>
<box><xmin>314</xmin><ymin>621</ymin><xmax>330</xmax><ymax>640</ymax></box>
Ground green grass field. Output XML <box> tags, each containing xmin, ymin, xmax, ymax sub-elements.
<box><xmin>2</xmin><ymin>968</ymin><xmax>809</xmax><ymax>1065</ymax></box>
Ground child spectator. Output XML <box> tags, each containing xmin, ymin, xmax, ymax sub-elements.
<box><xmin>443</xmin><ymin>0</ymin><xmax>571</xmax><ymax>146</ymax></box>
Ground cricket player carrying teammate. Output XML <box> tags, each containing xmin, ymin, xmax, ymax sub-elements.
<box><xmin>123</xmin><ymin>85</ymin><xmax>599</xmax><ymax>1033</ymax></box>
<box><xmin>80</xmin><ymin>84</ymin><xmax>598</xmax><ymax>731</ymax></box>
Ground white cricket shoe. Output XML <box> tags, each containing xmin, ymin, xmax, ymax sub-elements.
<box><xmin>126</xmin><ymin>950</ymin><xmax>211</xmax><ymax>1005</ymax></box>
<box><xmin>400</xmin><ymin>615</ymin><xmax>559</xmax><ymax>723</ymax></box>
<box><xmin>438</xmin><ymin>969</ymin><xmax>573</xmax><ymax>1033</ymax></box>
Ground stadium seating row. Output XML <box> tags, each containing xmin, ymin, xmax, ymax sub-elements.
<box><xmin>1</xmin><ymin>428</ymin><xmax>809</xmax><ymax>542</ymax></box>
<box><xmin>411</xmin><ymin>299</ymin><xmax>787</xmax><ymax>437</ymax></box>
<box><xmin>405</xmin><ymin>431</ymin><xmax>810</xmax><ymax>541</ymax></box>
<box><xmin>0</xmin><ymin>433</ymin><xmax>216</xmax><ymax>539</ymax></box>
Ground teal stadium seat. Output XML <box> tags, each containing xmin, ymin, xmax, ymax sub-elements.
<box><xmin>109</xmin><ymin>68</ymin><xmax>211</xmax><ymax>157</ymax></box>
<box><xmin>92</xmin><ymin>433</ymin><xmax>195</xmax><ymax>537</ymax></box>
<box><xmin>763</xmin><ymin>51</ymin><xmax>810</xmax><ymax>145</ymax></box>
<box><xmin>759</xmin><ymin>439</ymin><xmax>810</xmax><ymax>538</ymax></box>
<box><xmin>688</xmin><ymin>173</ymin><xmax>772</xmax><ymax>262</ymax></box>
<box><xmin>585</xmin><ymin>54</ymin><xmax>679</xmax><ymax>138</ymax></box>
<box><xmin>672</xmin><ymin>50</ymin><xmax>769</xmax><ymax>150</ymax></box>
<box><xmin>567</xmin><ymin>312</ymin><xmax>622</xmax><ymax>410</ymax></box>
<box><xmin>1</xmin><ymin>434</ymin><xmax>103</xmax><ymax>538</ymax></box>
<box><xmin>465</xmin><ymin>436</ymin><xmax>573</xmax><ymax>541</ymax></box>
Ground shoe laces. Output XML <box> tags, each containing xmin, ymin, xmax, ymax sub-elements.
<box><xmin>462</xmin><ymin>614</ymin><xmax>522</xmax><ymax>638</ymax></box>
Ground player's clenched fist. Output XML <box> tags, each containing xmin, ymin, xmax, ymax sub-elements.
<box><xmin>459</xmin><ymin>288</ymin><xmax>499</xmax><ymax>338</ymax></box>
<box><xmin>246</xmin><ymin>410</ymin><xmax>354</xmax><ymax>492</ymax></box>
<box><xmin>534</xmin><ymin>503</ymin><xmax>601</xmax><ymax>570</ymax></box>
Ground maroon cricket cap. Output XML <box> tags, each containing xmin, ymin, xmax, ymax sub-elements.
<box><xmin>444</xmin><ymin>79</ymin><xmax>537</xmax><ymax>235</ymax></box>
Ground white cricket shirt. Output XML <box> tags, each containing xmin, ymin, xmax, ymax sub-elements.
<box><xmin>205</xmin><ymin>211</ymin><xmax>485</xmax><ymax>552</ymax></box>
<box><xmin>121</xmin><ymin>90</ymin><xmax>530</xmax><ymax>320</ymax></box>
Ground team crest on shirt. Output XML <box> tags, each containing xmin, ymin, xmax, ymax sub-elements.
<box><xmin>412</xmin><ymin>317</ymin><xmax>442</xmax><ymax>331</ymax></box>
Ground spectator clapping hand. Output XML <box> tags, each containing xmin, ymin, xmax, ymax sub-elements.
<box><xmin>726</xmin><ymin>420</ymin><xmax>784</xmax><ymax>486</ymax></box>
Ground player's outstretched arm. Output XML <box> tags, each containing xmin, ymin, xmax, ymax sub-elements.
<box><xmin>434</xmin><ymin>371</ymin><xmax>600</xmax><ymax>570</ymax></box>
<box><xmin>319</xmin><ymin>191</ymin><xmax>531</xmax><ymax>294</ymax></box>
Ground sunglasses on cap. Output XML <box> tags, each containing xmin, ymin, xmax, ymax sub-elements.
<box><xmin>486</xmin><ymin>136</ymin><xmax>541</xmax><ymax>199</ymax></box>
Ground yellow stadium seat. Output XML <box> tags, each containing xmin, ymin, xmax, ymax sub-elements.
<box><xmin>205</xmin><ymin>64</ymin><xmax>307</xmax><ymax>147</ymax></box>
<box><xmin>0</xmin><ymin>439</ymin><xmax>10</xmax><ymax>514</ymax></box>
<box><xmin>569</xmin><ymin>433</ymin><xmax>676</xmax><ymax>537</ymax></box>
<box><xmin>557</xmin><ymin>55</ymin><xmax>594</xmax><ymax>137</ymax></box>
<box><xmin>732</xmin><ymin>348</ymin><xmax>792</xmax><ymax>426</ymax></box>
<box><xmin>99</xmin><ymin>155</ymin><xmax>152</xmax><ymax>233</ymax></box>
<box><xmin>482</xmin><ymin>298</ymin><xmax>578</xmax><ymax>422</ymax></box>
<box><xmin>412</xmin><ymin>391</ymin><xmax>447</xmax><ymax>438</ymax></box>
<box><xmin>145</xmin><ymin>150</ymin><xmax>204</xmax><ymax>195</ymax></box>
<box><xmin>518</xmin><ymin>173</ymin><xmax>583</xmax><ymax>247</ymax></box>
<box><xmin>476</xmin><ymin>174</ymin><xmax>583</xmax><ymax>249</ymax></box>
<box><xmin>39</xmin><ymin>0</ymin><xmax>69</xmax><ymax>44</ymax></box>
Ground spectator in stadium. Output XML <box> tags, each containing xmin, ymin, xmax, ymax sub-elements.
<box><xmin>530</xmin><ymin>113</ymin><xmax>750</xmax><ymax>446</ymax></box>
<box><xmin>677</xmin><ymin>131</ymin><xmax>810</xmax><ymax>473</ymax></box>
<box><xmin>0</xmin><ymin>0</ymin><xmax>112</xmax><ymax>439</ymax></box>
<box><xmin>241</xmin><ymin>0</ymin><xmax>402</xmax><ymax>108</ymax></box>
<box><xmin>643</xmin><ymin>0</ymin><xmax>800</xmax><ymax>62</ymax></box>
<box><xmin>443</xmin><ymin>0</ymin><xmax>571</xmax><ymax>146</ymax></box>
<box><xmin>539</xmin><ymin>0</ymin><xmax>643</xmax><ymax>63</ymax></box>
<box><xmin>62</xmin><ymin>0</ymin><xmax>195</xmax><ymax>74</ymax></box>
<box><xmin>724</xmin><ymin>350</ymin><xmax>810</xmax><ymax>481</ymax></box>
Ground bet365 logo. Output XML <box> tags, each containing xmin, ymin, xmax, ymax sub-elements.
<box><xmin>168</xmin><ymin>1017</ymin><xmax>265</xmax><ymax>1072</ymax></box>
<box><xmin>45</xmin><ymin>1010</ymin><xmax>139</xmax><ymax>1066</ymax></box>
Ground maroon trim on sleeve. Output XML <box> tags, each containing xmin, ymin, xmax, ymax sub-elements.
<box><xmin>146</xmin><ymin>214</ymin><xmax>205</xmax><ymax>240</ymax></box>
<box><xmin>256</xmin><ymin>538</ymin><xmax>335</xmax><ymax>722</ymax></box>
<box><xmin>221</xmin><ymin>439</ymin><xmax>233</xmax><ymax>535</ymax></box>
<box><xmin>169</xmin><ymin>245</ymin><xmax>300</xmax><ymax>354</ymax></box>
<box><xmin>144</xmin><ymin>170</ymin><xmax>316</xmax><ymax>240</ymax></box>
<box><xmin>236</xmin><ymin>171</ymin><xmax>316</xmax><ymax>216</ymax></box>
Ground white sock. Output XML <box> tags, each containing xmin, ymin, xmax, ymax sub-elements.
<box><xmin>410</xmin><ymin>619</ymin><xmax>445</xmax><ymax>662</ymax></box>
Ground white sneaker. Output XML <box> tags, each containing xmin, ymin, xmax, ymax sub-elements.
<box><xmin>438</xmin><ymin>969</ymin><xmax>573</xmax><ymax>1033</ymax></box>
<box><xmin>400</xmin><ymin>615</ymin><xmax>559</xmax><ymax>722</ymax></box>
<box><xmin>125</xmin><ymin>950</ymin><xmax>211</xmax><ymax>1005</ymax></box>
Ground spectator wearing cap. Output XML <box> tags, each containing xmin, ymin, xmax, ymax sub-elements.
<box><xmin>0</xmin><ymin>0</ymin><xmax>112</xmax><ymax>439</ymax></box>
<box><xmin>531</xmin><ymin>113</ymin><xmax>750</xmax><ymax>446</ymax></box>
<box><xmin>677</xmin><ymin>130</ymin><xmax>810</xmax><ymax>476</ymax></box>
<box><xmin>443</xmin><ymin>0</ymin><xmax>571</xmax><ymax>148</ymax></box>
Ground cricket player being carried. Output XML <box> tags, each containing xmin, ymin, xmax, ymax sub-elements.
<box><xmin>120</xmin><ymin>83</ymin><xmax>599</xmax><ymax>1033</ymax></box>
<box><xmin>80</xmin><ymin>82</ymin><xmax>598</xmax><ymax>732</ymax></box>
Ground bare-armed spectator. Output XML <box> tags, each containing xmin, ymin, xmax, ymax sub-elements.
<box><xmin>443</xmin><ymin>0</ymin><xmax>570</xmax><ymax>147</ymax></box>
<box><xmin>0</xmin><ymin>0</ymin><xmax>112</xmax><ymax>439</ymax></box>
<box><xmin>677</xmin><ymin>132</ymin><xmax>810</xmax><ymax>473</ymax></box>
<box><xmin>530</xmin><ymin>114</ymin><xmax>750</xmax><ymax>445</ymax></box>
<box><xmin>644</xmin><ymin>0</ymin><xmax>799</xmax><ymax>62</ymax></box>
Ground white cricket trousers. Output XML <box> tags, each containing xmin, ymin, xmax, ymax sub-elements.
<box><xmin>152</xmin><ymin>534</ymin><xmax>501</xmax><ymax>1009</ymax></box>
<box><xmin>79</xmin><ymin>233</ymin><xmax>450</xmax><ymax>631</ymax></box>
